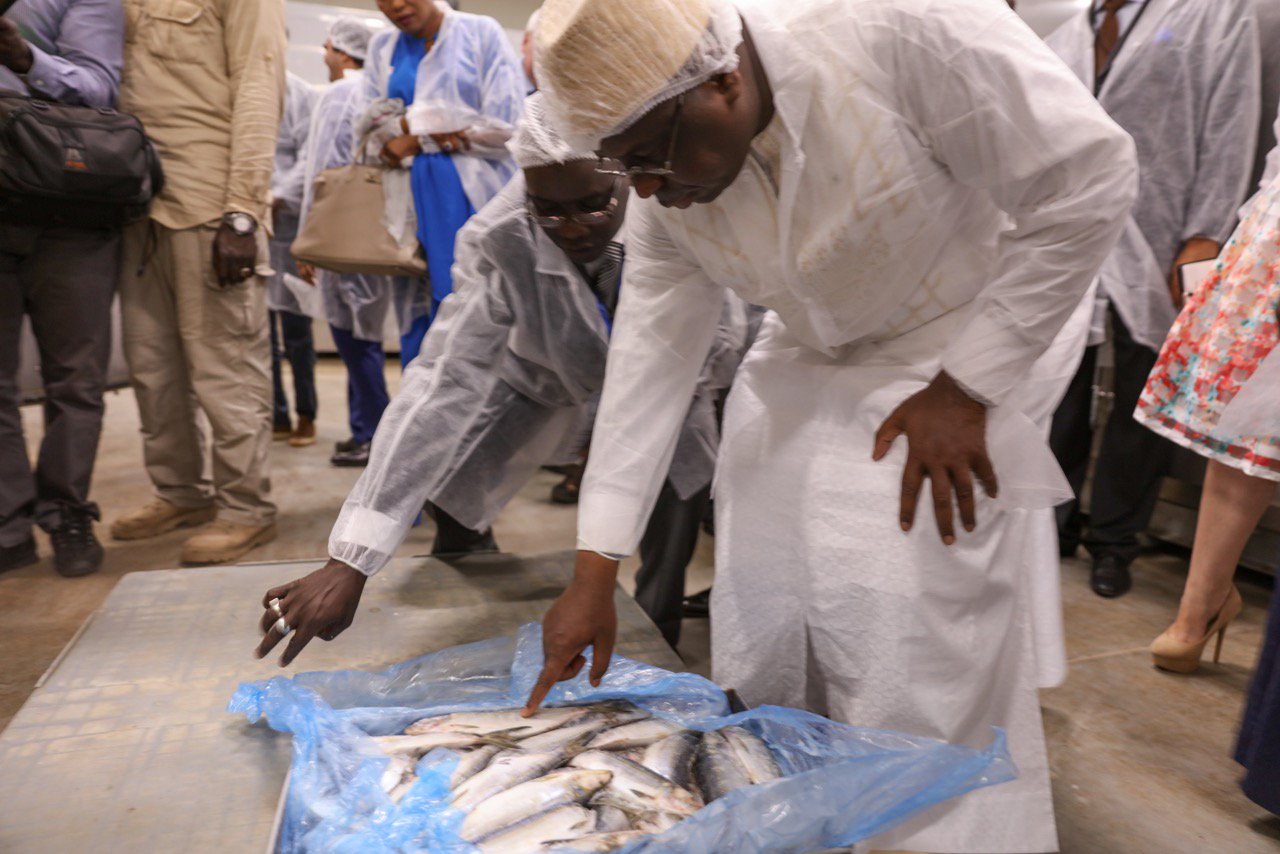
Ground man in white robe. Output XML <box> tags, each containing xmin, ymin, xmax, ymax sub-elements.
<box><xmin>1045</xmin><ymin>0</ymin><xmax>1260</xmax><ymax>598</ymax></box>
<box><xmin>521</xmin><ymin>0</ymin><xmax>1138</xmax><ymax>850</ymax></box>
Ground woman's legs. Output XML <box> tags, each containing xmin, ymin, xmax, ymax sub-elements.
<box><xmin>1167</xmin><ymin>460</ymin><xmax>1277</xmax><ymax>643</ymax></box>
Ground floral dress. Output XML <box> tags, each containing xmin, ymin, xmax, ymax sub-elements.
<box><xmin>1136</xmin><ymin>181</ymin><xmax>1280</xmax><ymax>481</ymax></box>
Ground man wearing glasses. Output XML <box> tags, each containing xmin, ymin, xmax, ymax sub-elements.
<box><xmin>252</xmin><ymin>95</ymin><xmax>748</xmax><ymax>666</ymax></box>
<box><xmin>521</xmin><ymin>0</ymin><xmax>1138</xmax><ymax>851</ymax></box>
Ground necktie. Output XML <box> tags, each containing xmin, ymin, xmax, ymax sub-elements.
<box><xmin>1095</xmin><ymin>0</ymin><xmax>1129</xmax><ymax>79</ymax></box>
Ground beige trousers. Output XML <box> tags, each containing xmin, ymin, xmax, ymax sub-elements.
<box><xmin>119</xmin><ymin>220</ymin><xmax>275</xmax><ymax>527</ymax></box>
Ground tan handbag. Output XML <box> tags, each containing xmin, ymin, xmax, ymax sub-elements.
<box><xmin>291</xmin><ymin>164</ymin><xmax>427</xmax><ymax>277</ymax></box>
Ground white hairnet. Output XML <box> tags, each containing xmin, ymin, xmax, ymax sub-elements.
<box><xmin>510</xmin><ymin>92</ymin><xmax>597</xmax><ymax>169</ymax></box>
<box><xmin>328</xmin><ymin>16</ymin><xmax>374</xmax><ymax>63</ymax></box>
<box><xmin>533</xmin><ymin>0</ymin><xmax>742</xmax><ymax>149</ymax></box>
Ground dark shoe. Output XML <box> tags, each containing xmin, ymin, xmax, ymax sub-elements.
<box><xmin>1090</xmin><ymin>555</ymin><xmax>1132</xmax><ymax>599</ymax></box>
<box><xmin>550</xmin><ymin>464</ymin><xmax>583</xmax><ymax>505</ymax></box>
<box><xmin>331</xmin><ymin>441</ymin><xmax>371</xmax><ymax>467</ymax></box>
<box><xmin>273</xmin><ymin>421</ymin><xmax>293</xmax><ymax>441</ymax></box>
<box><xmin>334</xmin><ymin>437</ymin><xmax>359</xmax><ymax>454</ymax></box>
<box><xmin>683</xmin><ymin>587</ymin><xmax>712</xmax><ymax>618</ymax></box>
<box><xmin>50</xmin><ymin>512</ymin><xmax>104</xmax><ymax>578</ymax></box>
<box><xmin>0</xmin><ymin>536</ymin><xmax>38</xmax><ymax>574</ymax></box>
<box><xmin>1059</xmin><ymin>537</ymin><xmax>1079</xmax><ymax>559</ymax></box>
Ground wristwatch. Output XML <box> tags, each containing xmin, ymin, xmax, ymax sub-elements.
<box><xmin>222</xmin><ymin>211</ymin><xmax>258</xmax><ymax>236</ymax></box>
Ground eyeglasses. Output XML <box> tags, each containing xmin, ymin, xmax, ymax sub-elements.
<box><xmin>526</xmin><ymin>176</ymin><xmax>624</xmax><ymax>228</ymax></box>
<box><xmin>597</xmin><ymin>93</ymin><xmax>685</xmax><ymax>179</ymax></box>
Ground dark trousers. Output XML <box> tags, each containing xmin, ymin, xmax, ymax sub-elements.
<box><xmin>1050</xmin><ymin>308</ymin><xmax>1173</xmax><ymax>563</ymax></box>
<box><xmin>330</xmin><ymin>325</ymin><xmax>390</xmax><ymax>444</ymax></box>
<box><xmin>0</xmin><ymin>224</ymin><xmax>120</xmax><ymax>545</ymax></box>
<box><xmin>270</xmin><ymin>309</ymin><xmax>316</xmax><ymax>425</ymax></box>
<box><xmin>635</xmin><ymin>480</ymin><xmax>713</xmax><ymax>647</ymax></box>
<box><xmin>428</xmin><ymin>503</ymin><xmax>497</xmax><ymax>555</ymax></box>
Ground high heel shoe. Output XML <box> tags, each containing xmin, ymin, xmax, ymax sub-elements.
<box><xmin>1150</xmin><ymin>586</ymin><xmax>1243</xmax><ymax>674</ymax></box>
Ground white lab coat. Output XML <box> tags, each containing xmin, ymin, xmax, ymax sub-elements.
<box><xmin>576</xmin><ymin>0</ymin><xmax>1137</xmax><ymax>850</ymax></box>
<box><xmin>268</xmin><ymin>72</ymin><xmax>319</xmax><ymax>314</ymax></box>
<box><xmin>1046</xmin><ymin>0</ymin><xmax>1260</xmax><ymax>351</ymax></box>
<box><xmin>328</xmin><ymin>176</ymin><xmax>749</xmax><ymax>576</ymax></box>
<box><xmin>300</xmin><ymin>69</ymin><xmax>393</xmax><ymax>343</ymax></box>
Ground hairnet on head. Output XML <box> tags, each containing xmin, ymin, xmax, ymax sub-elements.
<box><xmin>510</xmin><ymin>92</ymin><xmax>598</xmax><ymax>169</ymax></box>
<box><xmin>533</xmin><ymin>0</ymin><xmax>742</xmax><ymax>150</ymax></box>
<box><xmin>328</xmin><ymin>16</ymin><xmax>374</xmax><ymax>63</ymax></box>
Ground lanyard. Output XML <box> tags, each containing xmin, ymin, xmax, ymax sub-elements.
<box><xmin>1095</xmin><ymin>0</ymin><xmax>1152</xmax><ymax>94</ymax></box>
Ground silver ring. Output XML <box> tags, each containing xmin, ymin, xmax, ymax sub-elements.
<box><xmin>273</xmin><ymin>617</ymin><xmax>292</xmax><ymax>636</ymax></box>
<box><xmin>269</xmin><ymin>598</ymin><xmax>283</xmax><ymax>618</ymax></box>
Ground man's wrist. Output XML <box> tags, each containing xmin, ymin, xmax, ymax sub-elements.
<box><xmin>222</xmin><ymin>211</ymin><xmax>258</xmax><ymax>236</ymax></box>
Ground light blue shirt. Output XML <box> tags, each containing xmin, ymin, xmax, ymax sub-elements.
<box><xmin>1092</xmin><ymin>0</ymin><xmax>1149</xmax><ymax>36</ymax></box>
<box><xmin>0</xmin><ymin>0</ymin><xmax>123</xmax><ymax>107</ymax></box>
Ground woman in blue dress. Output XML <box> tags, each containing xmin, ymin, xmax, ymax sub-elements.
<box><xmin>364</xmin><ymin>0</ymin><xmax>526</xmax><ymax>365</ymax></box>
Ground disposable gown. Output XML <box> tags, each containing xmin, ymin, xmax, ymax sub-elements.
<box><xmin>363</xmin><ymin>6</ymin><xmax>526</xmax><ymax>336</ymax></box>
<box><xmin>574</xmin><ymin>1</ymin><xmax>1137</xmax><ymax>851</ymax></box>
<box><xmin>328</xmin><ymin>176</ymin><xmax>748</xmax><ymax>576</ymax></box>
<box><xmin>1046</xmin><ymin>0</ymin><xmax>1260</xmax><ymax>351</ymax></box>
<box><xmin>268</xmin><ymin>72</ymin><xmax>319</xmax><ymax>315</ymax></box>
<box><xmin>300</xmin><ymin>69</ymin><xmax>393</xmax><ymax>342</ymax></box>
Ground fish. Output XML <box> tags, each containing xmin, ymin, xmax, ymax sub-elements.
<box><xmin>586</xmin><ymin>718</ymin><xmax>685</xmax><ymax>751</ymax></box>
<box><xmin>461</xmin><ymin>768</ymin><xmax>613</xmax><ymax>842</ymax></box>
<box><xmin>640</xmin><ymin>730</ymin><xmax>699</xmax><ymax>790</ymax></box>
<box><xmin>538</xmin><ymin>831</ymin><xmax>647</xmax><ymax>852</ymax></box>
<box><xmin>475</xmin><ymin>804</ymin><xmax>598</xmax><ymax>853</ymax></box>
<box><xmin>388</xmin><ymin>773</ymin><xmax>417</xmax><ymax>804</ymax></box>
<box><xmin>517</xmin><ymin>709</ymin><xmax>644</xmax><ymax>753</ymax></box>
<box><xmin>569</xmin><ymin>750</ymin><xmax>703</xmax><ymax>817</ymax></box>
<box><xmin>721</xmin><ymin>725</ymin><xmax>782</xmax><ymax>785</ymax></box>
<box><xmin>592</xmin><ymin>804</ymin><xmax>631</xmax><ymax>833</ymax></box>
<box><xmin>693</xmin><ymin>731</ymin><xmax>753</xmax><ymax>802</ymax></box>
<box><xmin>450</xmin><ymin>744</ymin><xmax>504</xmax><ymax>788</ymax></box>
<box><xmin>373</xmin><ymin>731</ymin><xmax>512</xmax><ymax>757</ymax></box>
<box><xmin>406</xmin><ymin>706</ymin><xmax>594</xmax><ymax>739</ymax></box>
<box><xmin>379</xmin><ymin>754</ymin><xmax>415</xmax><ymax>794</ymax></box>
<box><xmin>633</xmin><ymin>811</ymin><xmax>682</xmax><ymax>835</ymax></box>
<box><xmin>452</xmin><ymin>748</ymin><xmax>576</xmax><ymax>811</ymax></box>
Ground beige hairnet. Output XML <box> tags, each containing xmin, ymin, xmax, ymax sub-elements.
<box><xmin>328</xmin><ymin>16</ymin><xmax>374</xmax><ymax>63</ymax></box>
<box><xmin>510</xmin><ymin>92</ymin><xmax>597</xmax><ymax>169</ymax></box>
<box><xmin>533</xmin><ymin>0</ymin><xmax>743</xmax><ymax>149</ymax></box>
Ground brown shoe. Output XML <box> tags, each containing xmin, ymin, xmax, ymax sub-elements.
<box><xmin>288</xmin><ymin>417</ymin><xmax>317</xmax><ymax>447</ymax></box>
<box><xmin>273</xmin><ymin>422</ymin><xmax>293</xmax><ymax>441</ymax></box>
<box><xmin>110</xmin><ymin>498</ymin><xmax>216</xmax><ymax>541</ymax></box>
<box><xmin>181</xmin><ymin>519</ymin><xmax>277</xmax><ymax>565</ymax></box>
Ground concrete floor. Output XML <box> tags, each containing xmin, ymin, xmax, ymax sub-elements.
<box><xmin>1</xmin><ymin>359</ymin><xmax>1275</xmax><ymax>853</ymax></box>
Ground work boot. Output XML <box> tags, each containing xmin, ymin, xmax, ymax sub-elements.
<box><xmin>50</xmin><ymin>509</ymin><xmax>104</xmax><ymax>578</ymax></box>
<box><xmin>289</xmin><ymin>417</ymin><xmax>317</xmax><ymax>448</ymax></box>
<box><xmin>110</xmin><ymin>498</ymin><xmax>216</xmax><ymax>541</ymax></box>
<box><xmin>0</xmin><ymin>536</ymin><xmax>37</xmax><ymax>575</ymax></box>
<box><xmin>181</xmin><ymin>519</ymin><xmax>277</xmax><ymax>565</ymax></box>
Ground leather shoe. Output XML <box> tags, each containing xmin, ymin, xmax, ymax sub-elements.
<box><xmin>331</xmin><ymin>441</ymin><xmax>371</xmax><ymax>467</ymax></box>
<box><xmin>1090</xmin><ymin>554</ymin><xmax>1132</xmax><ymax>598</ymax></box>
<box><xmin>0</xmin><ymin>536</ymin><xmax>37</xmax><ymax>575</ymax></box>
<box><xmin>50</xmin><ymin>510</ymin><xmax>104</xmax><ymax>578</ymax></box>
<box><xmin>334</xmin><ymin>437</ymin><xmax>359</xmax><ymax>454</ymax></box>
<box><xmin>683</xmin><ymin>588</ymin><xmax>711</xmax><ymax>618</ymax></box>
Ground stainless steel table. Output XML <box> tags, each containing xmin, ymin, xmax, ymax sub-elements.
<box><xmin>0</xmin><ymin>551</ymin><xmax>681</xmax><ymax>852</ymax></box>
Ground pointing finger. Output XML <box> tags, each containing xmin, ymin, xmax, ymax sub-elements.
<box><xmin>523</xmin><ymin>664</ymin><xmax>561</xmax><ymax>717</ymax></box>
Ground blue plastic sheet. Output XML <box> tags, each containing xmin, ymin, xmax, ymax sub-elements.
<box><xmin>229</xmin><ymin>624</ymin><xmax>1017</xmax><ymax>853</ymax></box>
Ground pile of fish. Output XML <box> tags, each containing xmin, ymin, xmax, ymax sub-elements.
<box><xmin>372</xmin><ymin>701</ymin><xmax>783</xmax><ymax>852</ymax></box>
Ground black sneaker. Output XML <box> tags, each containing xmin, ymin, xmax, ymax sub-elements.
<box><xmin>50</xmin><ymin>511</ymin><xmax>104</xmax><ymax>578</ymax></box>
<box><xmin>334</xmin><ymin>437</ymin><xmax>359</xmax><ymax>454</ymax></box>
<box><xmin>331</xmin><ymin>441</ymin><xmax>371</xmax><ymax>467</ymax></box>
<box><xmin>0</xmin><ymin>536</ymin><xmax>37</xmax><ymax>575</ymax></box>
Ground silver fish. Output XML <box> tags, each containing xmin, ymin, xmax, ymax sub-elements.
<box><xmin>694</xmin><ymin>730</ymin><xmax>753</xmax><ymax>801</ymax></box>
<box><xmin>517</xmin><ymin>708</ymin><xmax>645</xmax><ymax>753</ymax></box>
<box><xmin>374</xmin><ymin>731</ymin><xmax>509</xmax><ymax>757</ymax></box>
<box><xmin>538</xmin><ymin>830</ymin><xmax>647</xmax><ymax>852</ymax></box>
<box><xmin>592</xmin><ymin>804</ymin><xmax>631</xmax><ymax>833</ymax></box>
<box><xmin>450</xmin><ymin>744</ymin><xmax>504</xmax><ymax>788</ymax></box>
<box><xmin>452</xmin><ymin>748</ymin><xmax>573</xmax><ymax>811</ymax></box>
<box><xmin>379</xmin><ymin>754</ymin><xmax>415</xmax><ymax>794</ymax></box>
<box><xmin>569</xmin><ymin>749</ymin><xmax>703</xmax><ymax>817</ymax></box>
<box><xmin>721</xmin><ymin>725</ymin><xmax>781</xmax><ymax>785</ymax></box>
<box><xmin>388</xmin><ymin>773</ymin><xmax>417</xmax><ymax>804</ymax></box>
<box><xmin>406</xmin><ymin>706</ymin><xmax>593</xmax><ymax>738</ymax></box>
<box><xmin>475</xmin><ymin>804</ymin><xmax>598</xmax><ymax>853</ymax></box>
<box><xmin>461</xmin><ymin>768</ymin><xmax>613</xmax><ymax>842</ymax></box>
<box><xmin>586</xmin><ymin>718</ymin><xmax>685</xmax><ymax>751</ymax></box>
<box><xmin>633</xmin><ymin>811</ymin><xmax>682</xmax><ymax>835</ymax></box>
<box><xmin>641</xmin><ymin>730</ymin><xmax>699</xmax><ymax>790</ymax></box>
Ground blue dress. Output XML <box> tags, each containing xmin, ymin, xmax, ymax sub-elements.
<box><xmin>1237</xmin><ymin>581</ymin><xmax>1280</xmax><ymax>815</ymax></box>
<box><xmin>388</xmin><ymin>33</ymin><xmax>476</xmax><ymax>368</ymax></box>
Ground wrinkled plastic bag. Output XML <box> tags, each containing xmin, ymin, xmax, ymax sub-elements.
<box><xmin>229</xmin><ymin>624</ymin><xmax>1016</xmax><ymax>853</ymax></box>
